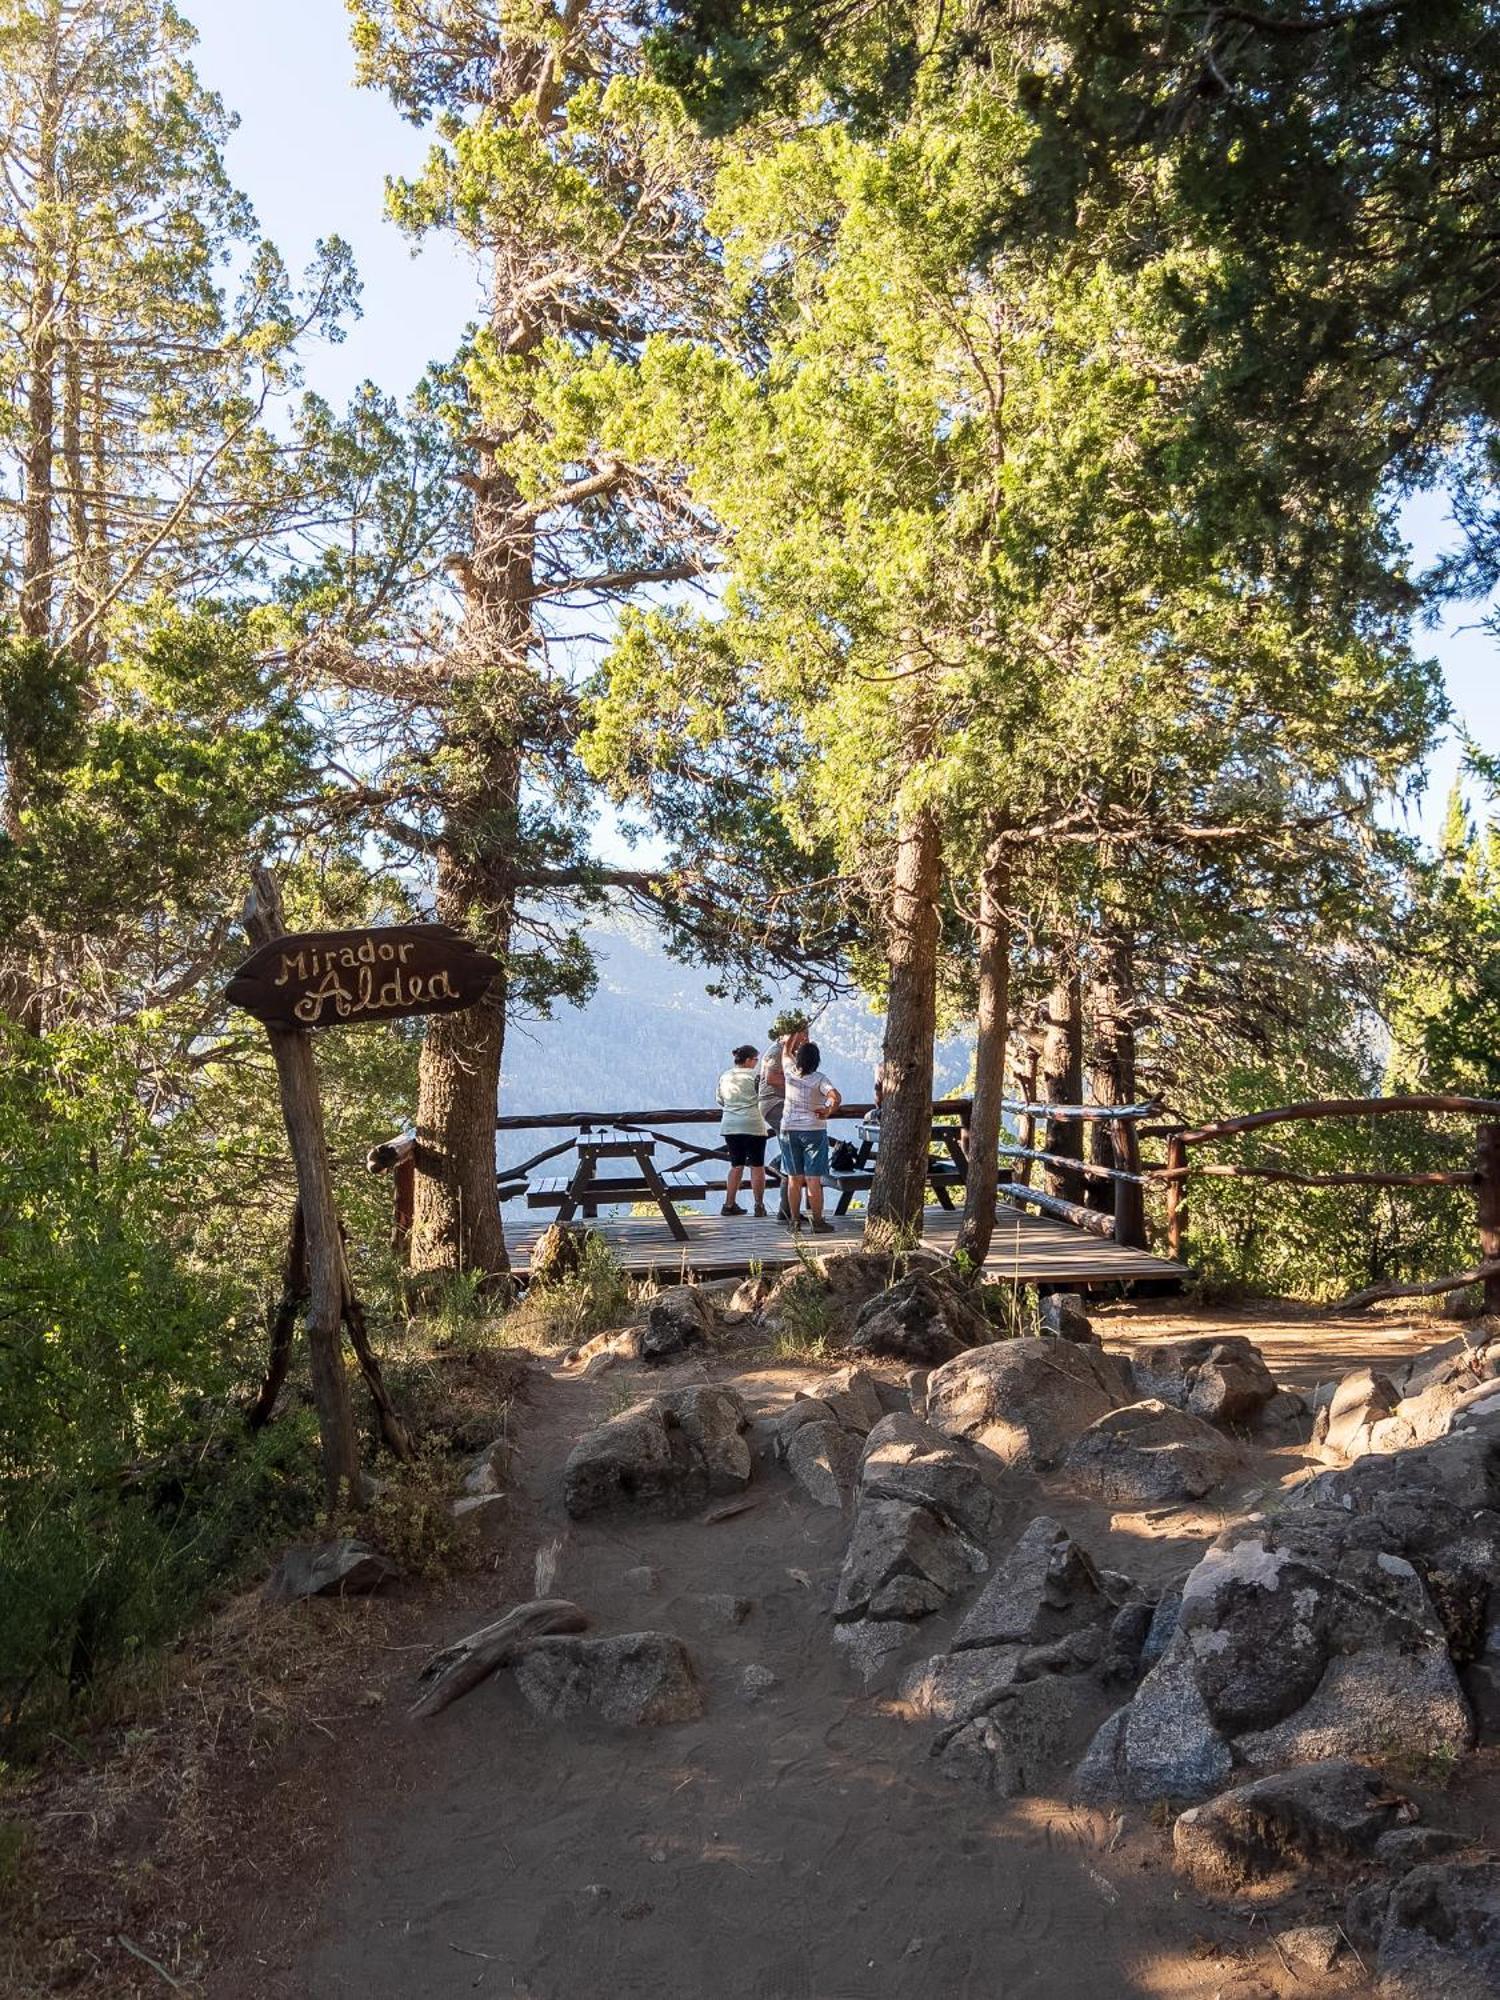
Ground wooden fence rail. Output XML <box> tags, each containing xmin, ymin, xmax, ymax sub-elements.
<box><xmin>1159</xmin><ymin>1094</ymin><xmax>1500</xmax><ymax>1313</ymax></box>
<box><xmin>369</xmin><ymin>1090</ymin><xmax>1500</xmax><ymax>1309</ymax></box>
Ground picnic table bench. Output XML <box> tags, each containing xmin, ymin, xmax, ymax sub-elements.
<box><xmin>825</xmin><ymin>1117</ymin><xmax>969</xmax><ymax>1215</ymax></box>
<box><xmin>516</xmin><ymin>1129</ymin><xmax>702</xmax><ymax>1240</ymax></box>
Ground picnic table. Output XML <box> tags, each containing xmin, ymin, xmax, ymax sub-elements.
<box><xmin>825</xmin><ymin>1115</ymin><xmax>970</xmax><ymax>1215</ymax></box>
<box><xmin>523</xmin><ymin>1127</ymin><xmax>704</xmax><ymax>1241</ymax></box>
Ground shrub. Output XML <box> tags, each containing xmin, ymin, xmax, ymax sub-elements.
<box><xmin>0</xmin><ymin>1029</ymin><xmax>317</xmax><ymax>1746</ymax></box>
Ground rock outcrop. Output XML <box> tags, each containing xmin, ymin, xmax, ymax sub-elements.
<box><xmin>1131</xmin><ymin>1335</ymin><xmax>1279</xmax><ymax>1429</ymax></box>
<box><xmin>925</xmin><ymin>1338</ymin><xmax>1130</xmax><ymax>1470</ymax></box>
<box><xmin>564</xmin><ymin>1385</ymin><xmax>751</xmax><ymax>1518</ymax></box>
<box><xmin>1076</xmin><ymin>1427</ymin><xmax>1500</xmax><ymax>1804</ymax></box>
<box><xmin>1062</xmin><ymin>1399</ymin><xmax>1243</xmax><ymax>1505</ymax></box>
<box><xmin>512</xmin><ymin>1632</ymin><xmax>702</xmax><ymax>1724</ymax></box>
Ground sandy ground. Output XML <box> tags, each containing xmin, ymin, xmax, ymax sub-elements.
<box><xmin>214</xmin><ymin>1299</ymin><xmax>1500</xmax><ymax>2000</ymax></box>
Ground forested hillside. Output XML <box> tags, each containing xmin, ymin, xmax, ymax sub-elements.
<box><xmin>499</xmin><ymin>913</ymin><xmax>973</xmax><ymax>1116</ymax></box>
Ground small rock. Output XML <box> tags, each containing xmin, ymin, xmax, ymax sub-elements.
<box><xmin>1172</xmin><ymin>1760</ymin><xmax>1416</xmax><ymax>1896</ymax></box>
<box><xmin>690</xmin><ymin>1593</ymin><xmax>752</xmax><ymax>1626</ymax></box>
<box><xmin>1257</xmin><ymin>1387</ymin><xmax>1308</xmax><ymax>1432</ymax></box>
<box><xmin>263</xmin><ymin>1539</ymin><xmax>398</xmax><ymax>1605</ymax></box>
<box><xmin>642</xmin><ymin>1284</ymin><xmax>718</xmax><ymax>1359</ymax></box>
<box><xmin>1132</xmin><ymin>1335</ymin><xmax>1278</xmax><ymax>1428</ymax></box>
<box><xmin>622</xmin><ymin>1565</ymin><xmax>660</xmax><ymax>1593</ymax></box>
<box><xmin>1039</xmin><ymin>1292</ymin><xmax>1096</xmax><ymax>1343</ymax></box>
<box><xmin>774</xmin><ymin>1396</ymin><xmax>838</xmax><ymax>1458</ymax></box>
<box><xmin>900</xmin><ymin>1647</ymin><xmax>1026</xmax><ymax>1723</ymax></box>
<box><xmin>1376</xmin><ymin>1855</ymin><xmax>1500</xmax><ymax>1998</ymax></box>
<box><xmin>858</xmin><ymin>1411</ymin><xmax>998</xmax><ymax>1541</ymax></box>
<box><xmin>933</xmin><ymin>1676</ymin><xmax>1083</xmax><ymax>1795</ymax></box>
<box><xmin>804</xmin><ymin>1366</ymin><xmax>885</xmax><ymax>1436</ymax></box>
<box><xmin>513</xmin><ymin>1631</ymin><xmax>703</xmax><ymax>1725</ymax></box>
<box><xmin>1274</xmin><ymin>1925</ymin><xmax>1341</xmax><ymax>1973</ymax></box>
<box><xmin>851</xmin><ymin>1271</ymin><xmax>994</xmax><ymax>1365</ymax></box>
<box><xmin>835</xmin><ymin>1497</ymin><xmax>983</xmax><ymax>1624</ymax></box>
<box><xmin>1021</xmin><ymin>1625</ymin><xmax>1105</xmax><ymax>1678</ymax></box>
<box><xmin>460</xmin><ymin>1435</ymin><xmax>508</xmax><ymax>1496</ymax></box>
<box><xmin>1375</xmin><ymin>1826</ymin><xmax>1465</xmax><ymax>1871</ymax></box>
<box><xmin>738</xmin><ymin>1663</ymin><xmax>779</xmax><ymax>1702</ymax></box>
<box><xmin>726</xmin><ymin>1273</ymin><xmax>771</xmax><ymax>1318</ymax></box>
<box><xmin>832</xmin><ymin>1615</ymin><xmax>914</xmax><ymax>1680</ymax></box>
<box><xmin>529</xmin><ymin>1222</ymin><xmax>596</xmax><ymax>1286</ymax></box>
<box><xmin>564</xmin><ymin>1385</ymin><xmax>751</xmax><ymax>1518</ymax></box>
<box><xmin>786</xmin><ymin>1420</ymin><xmax>862</xmax><ymax>1509</ymax></box>
<box><xmin>926</xmin><ymin>1337</ymin><xmax>1129</xmax><ymax>1470</ymax></box>
<box><xmin>450</xmin><ymin>1493</ymin><xmax>505</xmax><ymax>1521</ymax></box>
<box><xmin>1062</xmin><ymin>1398</ymin><xmax>1241</xmax><ymax>1505</ymax></box>
<box><xmin>1346</xmin><ymin>1877</ymin><xmax>1394</xmax><ymax>1948</ymax></box>
<box><xmin>1315</xmin><ymin>1365</ymin><xmax>1401</xmax><ymax>1462</ymax></box>
<box><xmin>953</xmin><ymin>1516</ymin><xmax>1107</xmax><ymax>1651</ymax></box>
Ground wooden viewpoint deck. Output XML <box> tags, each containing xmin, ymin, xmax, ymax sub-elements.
<box><xmin>505</xmin><ymin>1200</ymin><xmax>1187</xmax><ymax>1288</ymax></box>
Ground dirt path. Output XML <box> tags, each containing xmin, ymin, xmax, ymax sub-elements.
<box><xmin>231</xmin><ymin>1312</ymin><xmax>1422</xmax><ymax>2000</ymax></box>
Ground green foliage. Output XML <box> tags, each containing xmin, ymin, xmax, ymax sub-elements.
<box><xmin>1387</xmin><ymin>778</ymin><xmax>1500</xmax><ymax>1098</ymax></box>
<box><xmin>0</xmin><ymin>1026</ymin><xmax>326</xmax><ymax>1739</ymax></box>
<box><xmin>0</xmin><ymin>605</ymin><xmax>314</xmax><ymax>948</ymax></box>
<box><xmin>506</xmin><ymin>1234</ymin><xmax>634</xmax><ymax>1350</ymax></box>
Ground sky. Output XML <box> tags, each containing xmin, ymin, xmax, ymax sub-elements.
<box><xmin>189</xmin><ymin>0</ymin><xmax>1500</xmax><ymax>854</ymax></box>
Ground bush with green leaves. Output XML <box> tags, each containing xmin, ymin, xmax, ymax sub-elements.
<box><xmin>0</xmin><ymin>1027</ymin><xmax>318</xmax><ymax>1745</ymax></box>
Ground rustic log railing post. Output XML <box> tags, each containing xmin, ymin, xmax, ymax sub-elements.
<box><xmin>1478</xmin><ymin>1123</ymin><xmax>1500</xmax><ymax>1315</ymax></box>
<box><xmin>1164</xmin><ymin>1132</ymin><xmax>1188</xmax><ymax>1263</ymax></box>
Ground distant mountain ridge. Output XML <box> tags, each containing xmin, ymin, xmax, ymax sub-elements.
<box><xmin>497</xmin><ymin>914</ymin><xmax>972</xmax><ymax>1126</ymax></box>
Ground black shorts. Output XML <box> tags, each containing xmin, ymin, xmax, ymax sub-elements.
<box><xmin>725</xmin><ymin>1133</ymin><xmax>768</xmax><ymax>1168</ymax></box>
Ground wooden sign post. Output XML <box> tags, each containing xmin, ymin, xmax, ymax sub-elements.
<box><xmin>231</xmin><ymin>870</ymin><xmax>501</xmax><ymax>1509</ymax></box>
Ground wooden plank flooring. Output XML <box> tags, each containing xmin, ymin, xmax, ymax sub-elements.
<box><xmin>503</xmin><ymin>1199</ymin><xmax>1187</xmax><ymax>1288</ymax></box>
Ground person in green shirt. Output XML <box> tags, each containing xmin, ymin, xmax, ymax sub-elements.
<box><xmin>716</xmin><ymin>1044</ymin><xmax>769</xmax><ymax>1216</ymax></box>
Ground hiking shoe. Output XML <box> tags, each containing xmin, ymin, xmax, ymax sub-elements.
<box><xmin>810</xmin><ymin>1218</ymin><xmax>836</xmax><ymax>1234</ymax></box>
<box><xmin>752</xmin><ymin>1203</ymin><xmax>768</xmax><ymax>1217</ymax></box>
<box><xmin>721</xmin><ymin>1203</ymin><xmax>746</xmax><ymax>1217</ymax></box>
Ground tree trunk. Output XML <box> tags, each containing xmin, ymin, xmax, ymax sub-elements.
<box><xmin>20</xmin><ymin>97</ymin><xmax>58</xmax><ymax>649</ymax></box>
<box><xmin>1041</xmin><ymin>964</ymin><xmax>1085</xmax><ymax>1206</ymax></box>
<box><xmin>410</xmin><ymin>437</ymin><xmax>529</xmax><ymax>1280</ymax></box>
<box><xmin>867</xmin><ymin>804</ymin><xmax>943</xmax><ymax>1246</ymax></box>
<box><xmin>411</xmin><ymin>904</ymin><xmax>511</xmax><ymax>1279</ymax></box>
<box><xmin>1089</xmin><ymin>930</ymin><xmax>1148</xmax><ymax>1248</ymax></box>
<box><xmin>955</xmin><ymin>843</ymin><xmax>1010</xmax><ymax>1267</ymax></box>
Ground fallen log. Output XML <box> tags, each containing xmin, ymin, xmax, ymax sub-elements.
<box><xmin>1331</xmin><ymin>1259</ymin><xmax>1500</xmax><ymax>1314</ymax></box>
<box><xmin>409</xmin><ymin>1598</ymin><xmax>587</xmax><ymax>1720</ymax></box>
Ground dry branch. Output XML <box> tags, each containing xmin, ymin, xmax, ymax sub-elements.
<box><xmin>1331</xmin><ymin>1260</ymin><xmax>1500</xmax><ymax>1313</ymax></box>
<box><xmin>409</xmin><ymin>1599</ymin><xmax>587</xmax><ymax>1720</ymax></box>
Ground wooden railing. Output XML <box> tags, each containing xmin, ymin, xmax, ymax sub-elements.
<box><xmin>367</xmin><ymin>1090</ymin><xmax>1500</xmax><ymax>1307</ymax></box>
<box><xmin>1156</xmin><ymin>1094</ymin><xmax>1500</xmax><ymax>1311</ymax></box>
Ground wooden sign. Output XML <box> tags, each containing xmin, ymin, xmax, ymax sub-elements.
<box><xmin>226</xmin><ymin>924</ymin><xmax>502</xmax><ymax>1031</ymax></box>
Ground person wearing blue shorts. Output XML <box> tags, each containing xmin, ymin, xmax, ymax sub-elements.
<box><xmin>779</xmin><ymin>1042</ymin><xmax>842</xmax><ymax>1233</ymax></box>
